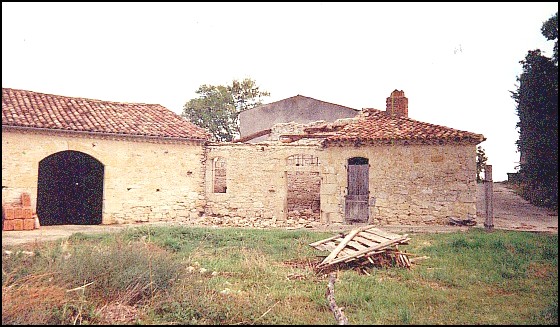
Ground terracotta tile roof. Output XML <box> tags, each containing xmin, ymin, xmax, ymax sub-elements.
<box><xmin>305</xmin><ymin>109</ymin><xmax>485</xmax><ymax>146</ymax></box>
<box><xmin>2</xmin><ymin>88</ymin><xmax>209</xmax><ymax>140</ymax></box>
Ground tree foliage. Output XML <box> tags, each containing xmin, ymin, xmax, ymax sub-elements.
<box><xmin>511</xmin><ymin>12</ymin><xmax>558</xmax><ymax>209</ymax></box>
<box><xmin>541</xmin><ymin>11</ymin><xmax>558</xmax><ymax>64</ymax></box>
<box><xmin>182</xmin><ymin>78</ymin><xmax>270</xmax><ymax>142</ymax></box>
<box><xmin>476</xmin><ymin>146</ymin><xmax>488</xmax><ymax>183</ymax></box>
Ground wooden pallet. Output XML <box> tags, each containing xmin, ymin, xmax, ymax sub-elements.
<box><xmin>309</xmin><ymin>225</ymin><xmax>411</xmax><ymax>268</ymax></box>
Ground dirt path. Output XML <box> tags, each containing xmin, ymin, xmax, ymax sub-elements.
<box><xmin>2</xmin><ymin>183</ymin><xmax>557</xmax><ymax>246</ymax></box>
<box><xmin>476</xmin><ymin>182</ymin><xmax>558</xmax><ymax>233</ymax></box>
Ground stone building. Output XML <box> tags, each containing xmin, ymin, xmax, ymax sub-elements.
<box><xmin>2</xmin><ymin>88</ymin><xmax>209</xmax><ymax>225</ymax></box>
<box><xmin>238</xmin><ymin>94</ymin><xmax>359</xmax><ymax>142</ymax></box>
<box><xmin>2</xmin><ymin>88</ymin><xmax>485</xmax><ymax>228</ymax></box>
<box><xmin>211</xmin><ymin>90</ymin><xmax>486</xmax><ymax>225</ymax></box>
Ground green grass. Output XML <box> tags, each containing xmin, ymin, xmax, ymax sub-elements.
<box><xmin>2</xmin><ymin>226</ymin><xmax>558</xmax><ymax>325</ymax></box>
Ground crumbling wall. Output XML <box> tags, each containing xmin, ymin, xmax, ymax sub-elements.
<box><xmin>204</xmin><ymin>143</ymin><xmax>324</xmax><ymax>226</ymax></box>
<box><xmin>286</xmin><ymin>170</ymin><xmax>321</xmax><ymax>220</ymax></box>
<box><xmin>205</xmin><ymin>140</ymin><xmax>477</xmax><ymax>226</ymax></box>
<box><xmin>212</xmin><ymin>157</ymin><xmax>227</xmax><ymax>193</ymax></box>
<box><xmin>268</xmin><ymin>120</ymin><xmax>326</xmax><ymax>141</ymax></box>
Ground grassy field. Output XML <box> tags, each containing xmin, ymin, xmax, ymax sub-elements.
<box><xmin>2</xmin><ymin>226</ymin><xmax>557</xmax><ymax>325</ymax></box>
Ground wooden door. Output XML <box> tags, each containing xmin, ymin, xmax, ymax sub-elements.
<box><xmin>345</xmin><ymin>157</ymin><xmax>369</xmax><ymax>223</ymax></box>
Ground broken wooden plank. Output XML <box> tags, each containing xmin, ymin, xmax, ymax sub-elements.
<box><xmin>352</xmin><ymin>235</ymin><xmax>378</xmax><ymax>247</ymax></box>
<box><xmin>364</xmin><ymin>227</ymin><xmax>403</xmax><ymax>240</ymax></box>
<box><xmin>338</xmin><ymin>247</ymin><xmax>360</xmax><ymax>258</ymax></box>
<box><xmin>310</xmin><ymin>225</ymin><xmax>377</xmax><ymax>248</ymax></box>
<box><xmin>309</xmin><ymin>233</ymin><xmax>345</xmax><ymax>247</ymax></box>
<box><xmin>320</xmin><ymin>229</ymin><xmax>361</xmax><ymax>266</ymax></box>
<box><xmin>356</xmin><ymin>232</ymin><xmax>390</xmax><ymax>243</ymax></box>
<box><xmin>345</xmin><ymin>240</ymin><xmax>369</xmax><ymax>251</ymax></box>
<box><xmin>321</xmin><ymin>235</ymin><xmax>409</xmax><ymax>267</ymax></box>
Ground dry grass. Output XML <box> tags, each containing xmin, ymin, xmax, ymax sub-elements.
<box><xmin>2</xmin><ymin>226</ymin><xmax>558</xmax><ymax>325</ymax></box>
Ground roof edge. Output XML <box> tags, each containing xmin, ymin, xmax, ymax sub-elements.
<box><xmin>2</xmin><ymin>125</ymin><xmax>207</xmax><ymax>144</ymax></box>
<box><xmin>239</xmin><ymin>95</ymin><xmax>359</xmax><ymax>115</ymax></box>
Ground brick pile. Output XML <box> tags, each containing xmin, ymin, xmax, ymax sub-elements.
<box><xmin>2</xmin><ymin>193</ymin><xmax>38</xmax><ymax>231</ymax></box>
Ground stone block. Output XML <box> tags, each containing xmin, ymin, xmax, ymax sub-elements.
<box><xmin>14</xmin><ymin>207</ymin><xmax>24</xmax><ymax>219</ymax></box>
<box><xmin>13</xmin><ymin>219</ymin><xmax>23</xmax><ymax>231</ymax></box>
<box><xmin>21</xmin><ymin>193</ymin><xmax>31</xmax><ymax>206</ymax></box>
<box><xmin>3</xmin><ymin>219</ymin><xmax>14</xmax><ymax>231</ymax></box>
<box><xmin>3</xmin><ymin>206</ymin><xmax>15</xmax><ymax>220</ymax></box>
<box><xmin>23</xmin><ymin>218</ymin><xmax>35</xmax><ymax>230</ymax></box>
<box><xmin>23</xmin><ymin>208</ymin><xmax>32</xmax><ymax>219</ymax></box>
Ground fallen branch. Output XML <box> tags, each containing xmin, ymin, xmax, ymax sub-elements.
<box><xmin>448</xmin><ymin>217</ymin><xmax>477</xmax><ymax>226</ymax></box>
<box><xmin>326</xmin><ymin>272</ymin><xmax>348</xmax><ymax>325</ymax></box>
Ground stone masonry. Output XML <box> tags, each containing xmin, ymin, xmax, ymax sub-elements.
<box><xmin>2</xmin><ymin>129</ymin><xmax>206</xmax><ymax>224</ymax></box>
<box><xmin>203</xmin><ymin>140</ymin><xmax>477</xmax><ymax>226</ymax></box>
<box><xmin>320</xmin><ymin>144</ymin><xmax>478</xmax><ymax>225</ymax></box>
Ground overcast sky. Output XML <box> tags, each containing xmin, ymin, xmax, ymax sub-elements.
<box><xmin>2</xmin><ymin>2</ymin><xmax>557</xmax><ymax>181</ymax></box>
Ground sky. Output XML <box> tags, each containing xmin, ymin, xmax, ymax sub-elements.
<box><xmin>2</xmin><ymin>2</ymin><xmax>557</xmax><ymax>182</ymax></box>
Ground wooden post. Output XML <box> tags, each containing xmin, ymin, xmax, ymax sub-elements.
<box><xmin>483</xmin><ymin>164</ymin><xmax>494</xmax><ymax>231</ymax></box>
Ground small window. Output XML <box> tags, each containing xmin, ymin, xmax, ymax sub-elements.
<box><xmin>287</xmin><ymin>154</ymin><xmax>319</xmax><ymax>166</ymax></box>
<box><xmin>213</xmin><ymin>157</ymin><xmax>227</xmax><ymax>193</ymax></box>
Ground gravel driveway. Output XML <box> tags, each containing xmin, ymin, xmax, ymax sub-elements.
<box><xmin>476</xmin><ymin>182</ymin><xmax>558</xmax><ymax>233</ymax></box>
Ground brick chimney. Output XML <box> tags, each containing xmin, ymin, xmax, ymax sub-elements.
<box><xmin>385</xmin><ymin>90</ymin><xmax>408</xmax><ymax>117</ymax></box>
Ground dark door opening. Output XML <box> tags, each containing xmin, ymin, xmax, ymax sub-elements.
<box><xmin>37</xmin><ymin>150</ymin><xmax>104</xmax><ymax>225</ymax></box>
<box><xmin>345</xmin><ymin>157</ymin><xmax>369</xmax><ymax>223</ymax></box>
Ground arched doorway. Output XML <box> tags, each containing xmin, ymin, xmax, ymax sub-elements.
<box><xmin>345</xmin><ymin>157</ymin><xmax>369</xmax><ymax>223</ymax></box>
<box><xmin>37</xmin><ymin>150</ymin><xmax>104</xmax><ymax>225</ymax></box>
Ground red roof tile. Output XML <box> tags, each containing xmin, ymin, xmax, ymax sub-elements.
<box><xmin>312</xmin><ymin>109</ymin><xmax>485</xmax><ymax>145</ymax></box>
<box><xmin>2</xmin><ymin>88</ymin><xmax>209</xmax><ymax>140</ymax></box>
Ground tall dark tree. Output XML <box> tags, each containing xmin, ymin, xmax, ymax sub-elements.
<box><xmin>182</xmin><ymin>78</ymin><xmax>270</xmax><ymax>142</ymax></box>
<box><xmin>511</xmin><ymin>11</ymin><xmax>558</xmax><ymax>208</ymax></box>
<box><xmin>541</xmin><ymin>11</ymin><xmax>558</xmax><ymax>65</ymax></box>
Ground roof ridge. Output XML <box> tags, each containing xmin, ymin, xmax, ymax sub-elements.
<box><xmin>314</xmin><ymin>108</ymin><xmax>486</xmax><ymax>145</ymax></box>
<box><xmin>242</xmin><ymin>94</ymin><xmax>358</xmax><ymax>113</ymax></box>
<box><xmin>2</xmin><ymin>87</ymin><xmax>161</xmax><ymax>107</ymax></box>
<box><xmin>366</xmin><ymin>110</ymin><xmax>483</xmax><ymax>135</ymax></box>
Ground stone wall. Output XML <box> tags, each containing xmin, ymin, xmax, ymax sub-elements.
<box><xmin>320</xmin><ymin>143</ymin><xmax>478</xmax><ymax>225</ymax></box>
<box><xmin>204</xmin><ymin>143</ymin><xmax>323</xmax><ymax>226</ymax></box>
<box><xmin>212</xmin><ymin>157</ymin><xmax>227</xmax><ymax>193</ymax></box>
<box><xmin>268</xmin><ymin>120</ymin><xmax>326</xmax><ymax>141</ymax></box>
<box><xmin>286</xmin><ymin>171</ymin><xmax>320</xmax><ymax>219</ymax></box>
<box><xmin>205</xmin><ymin>142</ymin><xmax>477</xmax><ymax>226</ymax></box>
<box><xmin>1</xmin><ymin>129</ymin><xmax>206</xmax><ymax>224</ymax></box>
<box><xmin>2</xmin><ymin>128</ymin><xmax>478</xmax><ymax>227</ymax></box>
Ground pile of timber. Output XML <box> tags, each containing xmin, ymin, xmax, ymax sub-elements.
<box><xmin>309</xmin><ymin>225</ymin><xmax>413</xmax><ymax>274</ymax></box>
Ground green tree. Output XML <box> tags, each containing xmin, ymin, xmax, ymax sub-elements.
<box><xmin>541</xmin><ymin>11</ymin><xmax>558</xmax><ymax>64</ymax></box>
<box><xmin>511</xmin><ymin>11</ymin><xmax>558</xmax><ymax>208</ymax></box>
<box><xmin>182</xmin><ymin>78</ymin><xmax>270</xmax><ymax>141</ymax></box>
<box><xmin>476</xmin><ymin>146</ymin><xmax>488</xmax><ymax>183</ymax></box>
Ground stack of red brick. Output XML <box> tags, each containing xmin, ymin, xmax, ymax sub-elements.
<box><xmin>2</xmin><ymin>193</ymin><xmax>37</xmax><ymax>231</ymax></box>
